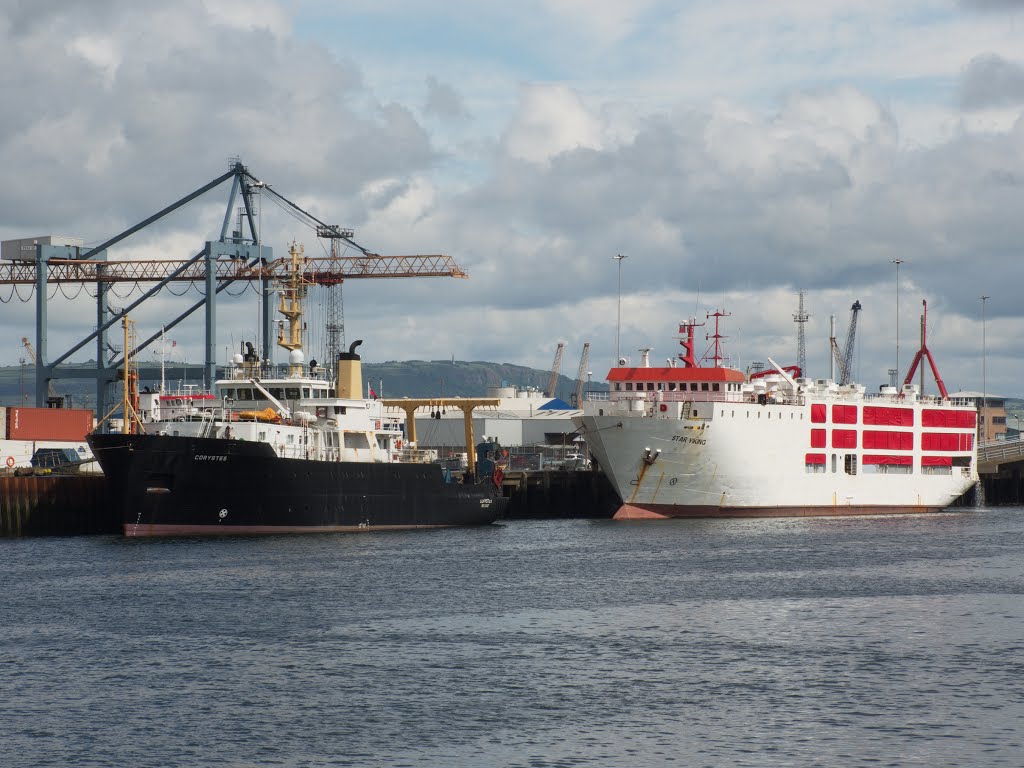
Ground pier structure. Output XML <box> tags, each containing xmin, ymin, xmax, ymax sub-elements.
<box><xmin>381</xmin><ymin>397</ymin><xmax>500</xmax><ymax>478</ymax></box>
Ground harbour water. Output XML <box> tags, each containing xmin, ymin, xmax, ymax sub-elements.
<box><xmin>2</xmin><ymin>508</ymin><xmax>1022</xmax><ymax>767</ymax></box>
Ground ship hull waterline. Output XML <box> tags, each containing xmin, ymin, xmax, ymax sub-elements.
<box><xmin>614</xmin><ymin>503</ymin><xmax>951</xmax><ymax>520</ymax></box>
<box><xmin>89</xmin><ymin>433</ymin><xmax>507</xmax><ymax>537</ymax></box>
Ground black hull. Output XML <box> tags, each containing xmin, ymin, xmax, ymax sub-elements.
<box><xmin>88</xmin><ymin>433</ymin><xmax>507</xmax><ymax>537</ymax></box>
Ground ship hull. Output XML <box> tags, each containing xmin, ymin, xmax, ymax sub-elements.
<box><xmin>576</xmin><ymin>404</ymin><xmax>978</xmax><ymax>520</ymax></box>
<box><xmin>89</xmin><ymin>433</ymin><xmax>507</xmax><ymax>536</ymax></box>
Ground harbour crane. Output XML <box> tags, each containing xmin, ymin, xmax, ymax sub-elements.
<box><xmin>830</xmin><ymin>300</ymin><xmax>861</xmax><ymax>385</ymax></box>
<box><xmin>571</xmin><ymin>342</ymin><xmax>590</xmax><ymax>408</ymax></box>
<box><xmin>22</xmin><ymin>337</ymin><xmax>58</xmax><ymax>400</ymax></box>
<box><xmin>546</xmin><ymin>342</ymin><xmax>565</xmax><ymax>399</ymax></box>
<box><xmin>1</xmin><ymin>160</ymin><xmax>471</xmax><ymax>414</ymax></box>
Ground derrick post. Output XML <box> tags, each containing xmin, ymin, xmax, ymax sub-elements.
<box><xmin>459</xmin><ymin>404</ymin><xmax>477</xmax><ymax>479</ymax></box>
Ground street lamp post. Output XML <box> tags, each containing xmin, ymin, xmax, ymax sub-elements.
<box><xmin>981</xmin><ymin>294</ymin><xmax>990</xmax><ymax>443</ymax></box>
<box><xmin>892</xmin><ymin>258</ymin><xmax>904</xmax><ymax>380</ymax></box>
<box><xmin>614</xmin><ymin>254</ymin><xmax>628</xmax><ymax>365</ymax></box>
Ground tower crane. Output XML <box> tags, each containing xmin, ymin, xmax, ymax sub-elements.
<box><xmin>830</xmin><ymin>300</ymin><xmax>861</xmax><ymax>385</ymax></box>
<box><xmin>571</xmin><ymin>342</ymin><xmax>591</xmax><ymax>408</ymax></box>
<box><xmin>546</xmin><ymin>342</ymin><xmax>565</xmax><ymax>399</ymax></box>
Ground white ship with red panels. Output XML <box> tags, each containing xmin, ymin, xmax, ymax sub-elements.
<box><xmin>575</xmin><ymin>315</ymin><xmax>978</xmax><ymax>519</ymax></box>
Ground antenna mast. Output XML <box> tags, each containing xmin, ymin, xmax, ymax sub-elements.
<box><xmin>793</xmin><ymin>290</ymin><xmax>810</xmax><ymax>379</ymax></box>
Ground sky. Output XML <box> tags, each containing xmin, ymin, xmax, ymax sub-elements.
<box><xmin>2</xmin><ymin>0</ymin><xmax>1024</xmax><ymax>398</ymax></box>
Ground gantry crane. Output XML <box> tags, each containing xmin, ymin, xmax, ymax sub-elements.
<box><xmin>0</xmin><ymin>161</ymin><xmax>471</xmax><ymax>418</ymax></box>
<box><xmin>546</xmin><ymin>343</ymin><xmax>565</xmax><ymax>399</ymax></box>
<box><xmin>571</xmin><ymin>342</ymin><xmax>590</xmax><ymax>407</ymax></box>
<box><xmin>830</xmin><ymin>300</ymin><xmax>861</xmax><ymax>385</ymax></box>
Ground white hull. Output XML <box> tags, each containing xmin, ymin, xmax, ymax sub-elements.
<box><xmin>576</xmin><ymin>396</ymin><xmax>978</xmax><ymax>519</ymax></box>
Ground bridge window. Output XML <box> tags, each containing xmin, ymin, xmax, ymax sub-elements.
<box><xmin>625</xmin><ymin>383</ymin><xmax>633</xmax><ymax>391</ymax></box>
<box><xmin>701</xmin><ymin>383</ymin><xmax>709</xmax><ymax>391</ymax></box>
<box><xmin>647</xmin><ymin>383</ymin><xmax>655</xmax><ymax>391</ymax></box>
<box><xmin>669</xmin><ymin>383</ymin><xmax>677</xmax><ymax>391</ymax></box>
<box><xmin>712</xmin><ymin>383</ymin><xmax>720</xmax><ymax>392</ymax></box>
<box><xmin>344</xmin><ymin>432</ymin><xmax>370</xmax><ymax>449</ymax></box>
<box><xmin>285</xmin><ymin>388</ymin><xmax>300</xmax><ymax>399</ymax></box>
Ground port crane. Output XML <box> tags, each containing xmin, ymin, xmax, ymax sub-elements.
<box><xmin>21</xmin><ymin>337</ymin><xmax>59</xmax><ymax>403</ymax></box>
<box><xmin>830</xmin><ymin>300</ymin><xmax>861</xmax><ymax>385</ymax></box>
<box><xmin>1</xmin><ymin>161</ymin><xmax>471</xmax><ymax>418</ymax></box>
<box><xmin>546</xmin><ymin>342</ymin><xmax>565</xmax><ymax>399</ymax></box>
<box><xmin>570</xmin><ymin>342</ymin><xmax>590</xmax><ymax>408</ymax></box>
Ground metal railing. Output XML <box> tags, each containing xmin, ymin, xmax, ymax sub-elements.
<box><xmin>978</xmin><ymin>436</ymin><xmax>1024</xmax><ymax>465</ymax></box>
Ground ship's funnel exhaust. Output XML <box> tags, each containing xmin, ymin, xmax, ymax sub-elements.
<box><xmin>337</xmin><ymin>339</ymin><xmax>363</xmax><ymax>399</ymax></box>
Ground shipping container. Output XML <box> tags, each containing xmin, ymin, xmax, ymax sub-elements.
<box><xmin>6</xmin><ymin>407</ymin><xmax>94</xmax><ymax>441</ymax></box>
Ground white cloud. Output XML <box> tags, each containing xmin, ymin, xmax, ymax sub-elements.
<box><xmin>502</xmin><ymin>84</ymin><xmax>604</xmax><ymax>165</ymax></box>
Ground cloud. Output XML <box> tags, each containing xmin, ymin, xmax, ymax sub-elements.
<box><xmin>959</xmin><ymin>0</ymin><xmax>1024</xmax><ymax>10</ymax></box>
<box><xmin>3</xmin><ymin>1</ymin><xmax>1024</xmax><ymax>400</ymax></box>
<box><xmin>959</xmin><ymin>53</ymin><xmax>1024</xmax><ymax>109</ymax></box>
<box><xmin>501</xmin><ymin>83</ymin><xmax>604</xmax><ymax>165</ymax></box>
<box><xmin>423</xmin><ymin>76</ymin><xmax>470</xmax><ymax>121</ymax></box>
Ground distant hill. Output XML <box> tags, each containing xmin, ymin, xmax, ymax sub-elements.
<box><xmin>0</xmin><ymin>359</ymin><xmax>607</xmax><ymax>408</ymax></box>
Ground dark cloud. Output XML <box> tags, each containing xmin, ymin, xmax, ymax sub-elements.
<box><xmin>958</xmin><ymin>54</ymin><xmax>1024</xmax><ymax>109</ymax></box>
<box><xmin>959</xmin><ymin>0</ymin><xmax>1024</xmax><ymax>10</ymax></box>
<box><xmin>423</xmin><ymin>77</ymin><xmax>469</xmax><ymax>121</ymax></box>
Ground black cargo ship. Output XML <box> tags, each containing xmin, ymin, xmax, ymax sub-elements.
<box><xmin>90</xmin><ymin>432</ymin><xmax>506</xmax><ymax>536</ymax></box>
<box><xmin>89</xmin><ymin>243</ymin><xmax>506</xmax><ymax>536</ymax></box>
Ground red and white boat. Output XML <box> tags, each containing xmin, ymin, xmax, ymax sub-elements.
<box><xmin>574</xmin><ymin>305</ymin><xmax>978</xmax><ymax>519</ymax></box>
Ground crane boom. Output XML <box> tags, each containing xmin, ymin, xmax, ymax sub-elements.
<box><xmin>0</xmin><ymin>254</ymin><xmax>468</xmax><ymax>285</ymax></box>
<box><xmin>546</xmin><ymin>343</ymin><xmax>565</xmax><ymax>399</ymax></box>
<box><xmin>830</xmin><ymin>338</ymin><xmax>844</xmax><ymax>381</ymax></box>
<box><xmin>839</xmin><ymin>300</ymin><xmax>861</xmax><ymax>385</ymax></box>
<box><xmin>571</xmin><ymin>342</ymin><xmax>590</xmax><ymax>407</ymax></box>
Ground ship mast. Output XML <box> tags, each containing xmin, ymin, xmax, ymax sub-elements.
<box><xmin>676</xmin><ymin>317</ymin><xmax>704</xmax><ymax>369</ymax></box>
<box><xmin>704</xmin><ymin>309</ymin><xmax>730</xmax><ymax>368</ymax></box>
<box><xmin>276</xmin><ymin>242</ymin><xmax>307</xmax><ymax>376</ymax></box>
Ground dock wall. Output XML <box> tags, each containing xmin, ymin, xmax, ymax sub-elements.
<box><xmin>0</xmin><ymin>473</ymin><xmax>118</xmax><ymax>536</ymax></box>
<box><xmin>500</xmin><ymin>469</ymin><xmax>618</xmax><ymax>519</ymax></box>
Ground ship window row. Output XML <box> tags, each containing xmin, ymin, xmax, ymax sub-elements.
<box><xmin>719</xmin><ymin>409</ymin><xmax>803</xmax><ymax>420</ymax></box>
<box><xmin>220</xmin><ymin>386</ymin><xmax>333</xmax><ymax>401</ymax></box>
<box><xmin>618</xmin><ymin>382</ymin><xmax>724</xmax><ymax>392</ymax></box>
